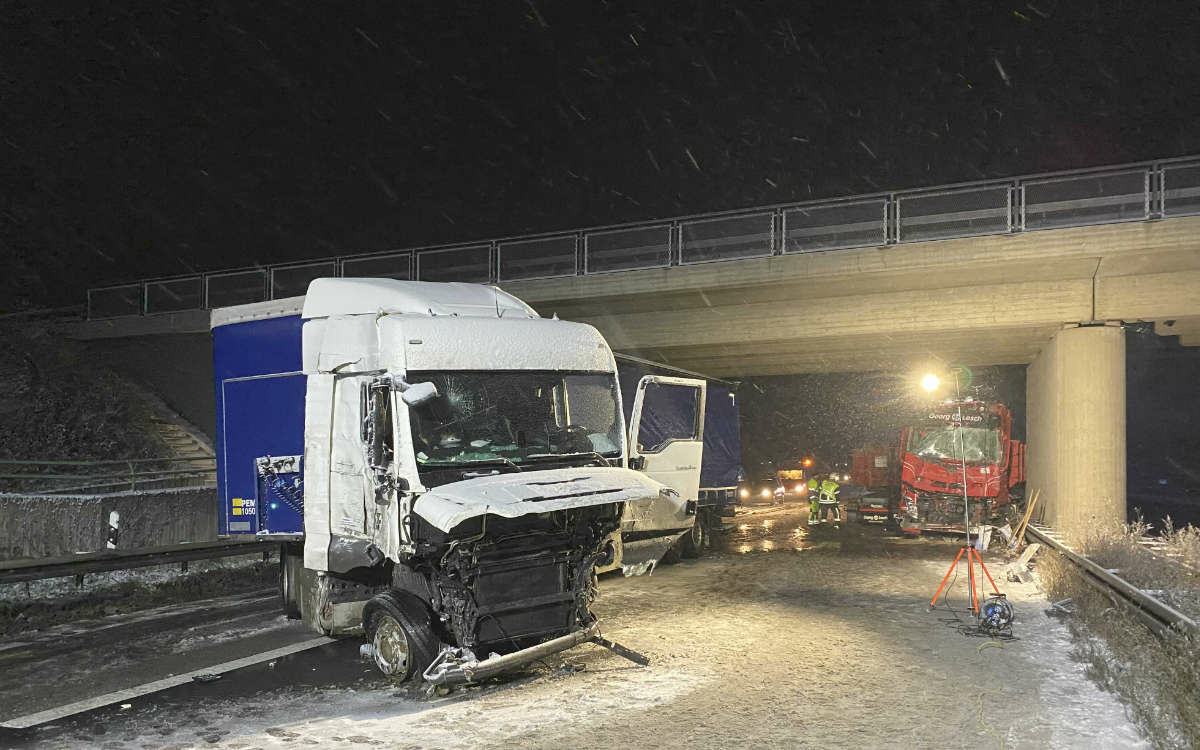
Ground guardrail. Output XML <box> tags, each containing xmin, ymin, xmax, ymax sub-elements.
<box><xmin>1026</xmin><ymin>524</ymin><xmax>1198</xmax><ymax>637</ymax></box>
<box><xmin>0</xmin><ymin>457</ymin><xmax>216</xmax><ymax>495</ymax></box>
<box><xmin>86</xmin><ymin>154</ymin><xmax>1200</xmax><ymax>319</ymax></box>
<box><xmin>0</xmin><ymin>537</ymin><xmax>289</xmax><ymax>585</ymax></box>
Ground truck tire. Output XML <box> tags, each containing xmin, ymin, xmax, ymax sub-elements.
<box><xmin>680</xmin><ymin>515</ymin><xmax>706</xmax><ymax>558</ymax></box>
<box><xmin>362</xmin><ymin>591</ymin><xmax>441</xmax><ymax>681</ymax></box>
<box><xmin>279</xmin><ymin>542</ymin><xmax>303</xmax><ymax>619</ymax></box>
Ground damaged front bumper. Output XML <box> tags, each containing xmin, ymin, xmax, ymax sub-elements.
<box><xmin>423</xmin><ymin>621</ymin><xmax>602</xmax><ymax>685</ymax></box>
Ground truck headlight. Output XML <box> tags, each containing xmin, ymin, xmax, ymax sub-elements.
<box><xmin>794</xmin><ymin>484</ymin><xmax>803</xmax><ymax>493</ymax></box>
<box><xmin>760</xmin><ymin>488</ymin><xmax>771</xmax><ymax>498</ymax></box>
<box><xmin>739</xmin><ymin>488</ymin><xmax>749</xmax><ymax>499</ymax></box>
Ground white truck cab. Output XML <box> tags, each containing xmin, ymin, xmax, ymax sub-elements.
<box><xmin>212</xmin><ymin>278</ymin><xmax>703</xmax><ymax>683</ymax></box>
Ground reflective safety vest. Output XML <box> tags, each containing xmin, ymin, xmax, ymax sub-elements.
<box><xmin>807</xmin><ymin>477</ymin><xmax>820</xmax><ymax>493</ymax></box>
<box><xmin>818</xmin><ymin>479</ymin><xmax>840</xmax><ymax>503</ymax></box>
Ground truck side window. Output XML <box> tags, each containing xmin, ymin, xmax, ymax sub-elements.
<box><xmin>637</xmin><ymin>382</ymin><xmax>700</xmax><ymax>453</ymax></box>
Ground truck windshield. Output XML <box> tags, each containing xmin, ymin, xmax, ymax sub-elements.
<box><xmin>906</xmin><ymin>426</ymin><xmax>1002</xmax><ymax>464</ymax></box>
<box><xmin>405</xmin><ymin>371</ymin><xmax>622</xmax><ymax>467</ymax></box>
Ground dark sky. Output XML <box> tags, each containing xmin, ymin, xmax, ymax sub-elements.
<box><xmin>4</xmin><ymin>1</ymin><xmax>1200</xmax><ymax>310</ymax></box>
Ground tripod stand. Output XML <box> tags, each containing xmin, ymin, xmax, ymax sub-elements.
<box><xmin>929</xmin><ymin>544</ymin><xmax>1000</xmax><ymax>614</ymax></box>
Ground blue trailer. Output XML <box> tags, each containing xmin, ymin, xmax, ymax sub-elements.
<box><xmin>212</xmin><ymin>302</ymin><xmax>306</xmax><ymax>538</ymax></box>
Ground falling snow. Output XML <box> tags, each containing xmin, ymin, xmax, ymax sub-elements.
<box><xmin>2</xmin><ymin>1</ymin><xmax>1200</xmax><ymax>311</ymax></box>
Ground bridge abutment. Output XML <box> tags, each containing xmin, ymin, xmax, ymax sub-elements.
<box><xmin>1026</xmin><ymin>324</ymin><xmax>1126</xmax><ymax>535</ymax></box>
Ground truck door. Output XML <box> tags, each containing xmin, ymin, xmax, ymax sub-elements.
<box><xmin>626</xmin><ymin>376</ymin><xmax>706</xmax><ymax>532</ymax></box>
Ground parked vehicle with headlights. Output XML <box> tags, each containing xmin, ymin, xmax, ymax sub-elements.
<box><xmin>739</xmin><ymin>472</ymin><xmax>789</xmax><ymax>504</ymax></box>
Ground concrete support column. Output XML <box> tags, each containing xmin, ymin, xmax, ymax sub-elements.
<box><xmin>1026</xmin><ymin>324</ymin><xmax>1126</xmax><ymax>536</ymax></box>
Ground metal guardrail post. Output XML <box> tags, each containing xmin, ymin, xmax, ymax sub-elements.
<box><xmin>1016</xmin><ymin>182</ymin><xmax>1027</xmax><ymax>231</ymax></box>
<box><xmin>1143</xmin><ymin>168</ymin><xmax>1152</xmax><ymax>220</ymax></box>
<box><xmin>885</xmin><ymin>193</ymin><xmax>898</xmax><ymax>244</ymax></box>
<box><xmin>1007</xmin><ymin>183</ymin><xmax>1018</xmax><ymax>233</ymax></box>
<box><xmin>1150</xmin><ymin>164</ymin><xmax>1165</xmax><ymax>218</ymax></box>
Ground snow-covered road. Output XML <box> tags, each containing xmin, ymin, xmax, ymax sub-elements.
<box><xmin>10</xmin><ymin>505</ymin><xmax>1146</xmax><ymax>749</ymax></box>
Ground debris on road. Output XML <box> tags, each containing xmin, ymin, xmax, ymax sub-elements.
<box><xmin>1006</xmin><ymin>542</ymin><xmax>1043</xmax><ymax>583</ymax></box>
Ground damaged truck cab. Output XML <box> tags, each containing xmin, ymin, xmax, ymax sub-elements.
<box><xmin>212</xmin><ymin>279</ymin><xmax>697</xmax><ymax>683</ymax></box>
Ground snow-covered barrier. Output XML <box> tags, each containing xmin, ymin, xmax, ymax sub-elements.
<box><xmin>0</xmin><ymin>486</ymin><xmax>217</xmax><ymax>560</ymax></box>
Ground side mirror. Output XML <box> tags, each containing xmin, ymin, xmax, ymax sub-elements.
<box><xmin>400</xmin><ymin>381</ymin><xmax>439</xmax><ymax>407</ymax></box>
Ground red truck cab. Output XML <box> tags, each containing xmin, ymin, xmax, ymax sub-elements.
<box><xmin>896</xmin><ymin>400</ymin><xmax>1025</xmax><ymax>534</ymax></box>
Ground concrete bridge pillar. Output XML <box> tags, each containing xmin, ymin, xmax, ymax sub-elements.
<box><xmin>1025</xmin><ymin>324</ymin><xmax>1126</xmax><ymax>535</ymax></box>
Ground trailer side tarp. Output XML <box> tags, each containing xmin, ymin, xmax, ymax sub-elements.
<box><xmin>702</xmin><ymin>385</ymin><xmax>741</xmax><ymax>489</ymax></box>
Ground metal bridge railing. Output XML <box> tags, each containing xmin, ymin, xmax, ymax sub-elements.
<box><xmin>85</xmin><ymin>154</ymin><xmax>1200</xmax><ymax>319</ymax></box>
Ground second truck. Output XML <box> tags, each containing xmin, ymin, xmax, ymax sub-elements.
<box><xmin>850</xmin><ymin>399</ymin><xmax>1025</xmax><ymax>534</ymax></box>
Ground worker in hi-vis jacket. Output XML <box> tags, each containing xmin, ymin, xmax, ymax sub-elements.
<box><xmin>817</xmin><ymin>475</ymin><xmax>841</xmax><ymax>522</ymax></box>
<box><xmin>807</xmin><ymin>474</ymin><xmax>822</xmax><ymax>525</ymax></box>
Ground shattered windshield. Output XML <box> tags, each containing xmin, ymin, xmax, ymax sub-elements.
<box><xmin>405</xmin><ymin>371</ymin><xmax>622</xmax><ymax>467</ymax></box>
<box><xmin>906</xmin><ymin>426</ymin><xmax>1002</xmax><ymax>464</ymax></box>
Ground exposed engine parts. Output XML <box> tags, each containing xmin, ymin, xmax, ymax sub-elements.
<box><xmin>359</xmin><ymin>503</ymin><xmax>622</xmax><ymax>684</ymax></box>
<box><xmin>903</xmin><ymin>491</ymin><xmax>993</xmax><ymax>527</ymax></box>
<box><xmin>420</xmin><ymin>506</ymin><xmax>618</xmax><ymax>655</ymax></box>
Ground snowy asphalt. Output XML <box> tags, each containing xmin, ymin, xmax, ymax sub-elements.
<box><xmin>2</xmin><ymin>503</ymin><xmax>1147</xmax><ymax>749</ymax></box>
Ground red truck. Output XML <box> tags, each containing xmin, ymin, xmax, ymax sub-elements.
<box><xmin>849</xmin><ymin>400</ymin><xmax>1025</xmax><ymax>533</ymax></box>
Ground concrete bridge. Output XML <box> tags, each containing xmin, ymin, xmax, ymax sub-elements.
<box><xmin>62</xmin><ymin>157</ymin><xmax>1200</xmax><ymax>536</ymax></box>
<box><xmin>505</xmin><ymin>216</ymin><xmax>1200</xmax><ymax>375</ymax></box>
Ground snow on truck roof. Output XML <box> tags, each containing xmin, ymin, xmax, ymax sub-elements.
<box><xmin>210</xmin><ymin>278</ymin><xmax>539</xmax><ymax>328</ymax></box>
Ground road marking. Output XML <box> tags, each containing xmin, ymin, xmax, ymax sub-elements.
<box><xmin>0</xmin><ymin>636</ymin><xmax>335</xmax><ymax>729</ymax></box>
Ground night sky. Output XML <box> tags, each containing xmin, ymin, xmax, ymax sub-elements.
<box><xmin>4</xmin><ymin>1</ymin><xmax>1200</xmax><ymax>310</ymax></box>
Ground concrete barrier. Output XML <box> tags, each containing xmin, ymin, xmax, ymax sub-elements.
<box><xmin>0</xmin><ymin>486</ymin><xmax>217</xmax><ymax>561</ymax></box>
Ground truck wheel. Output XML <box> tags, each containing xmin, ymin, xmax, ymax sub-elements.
<box><xmin>279</xmin><ymin>542</ymin><xmax>303</xmax><ymax>619</ymax></box>
<box><xmin>362</xmin><ymin>591</ymin><xmax>441</xmax><ymax>681</ymax></box>
<box><xmin>681</xmin><ymin>516</ymin><xmax>705</xmax><ymax>558</ymax></box>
